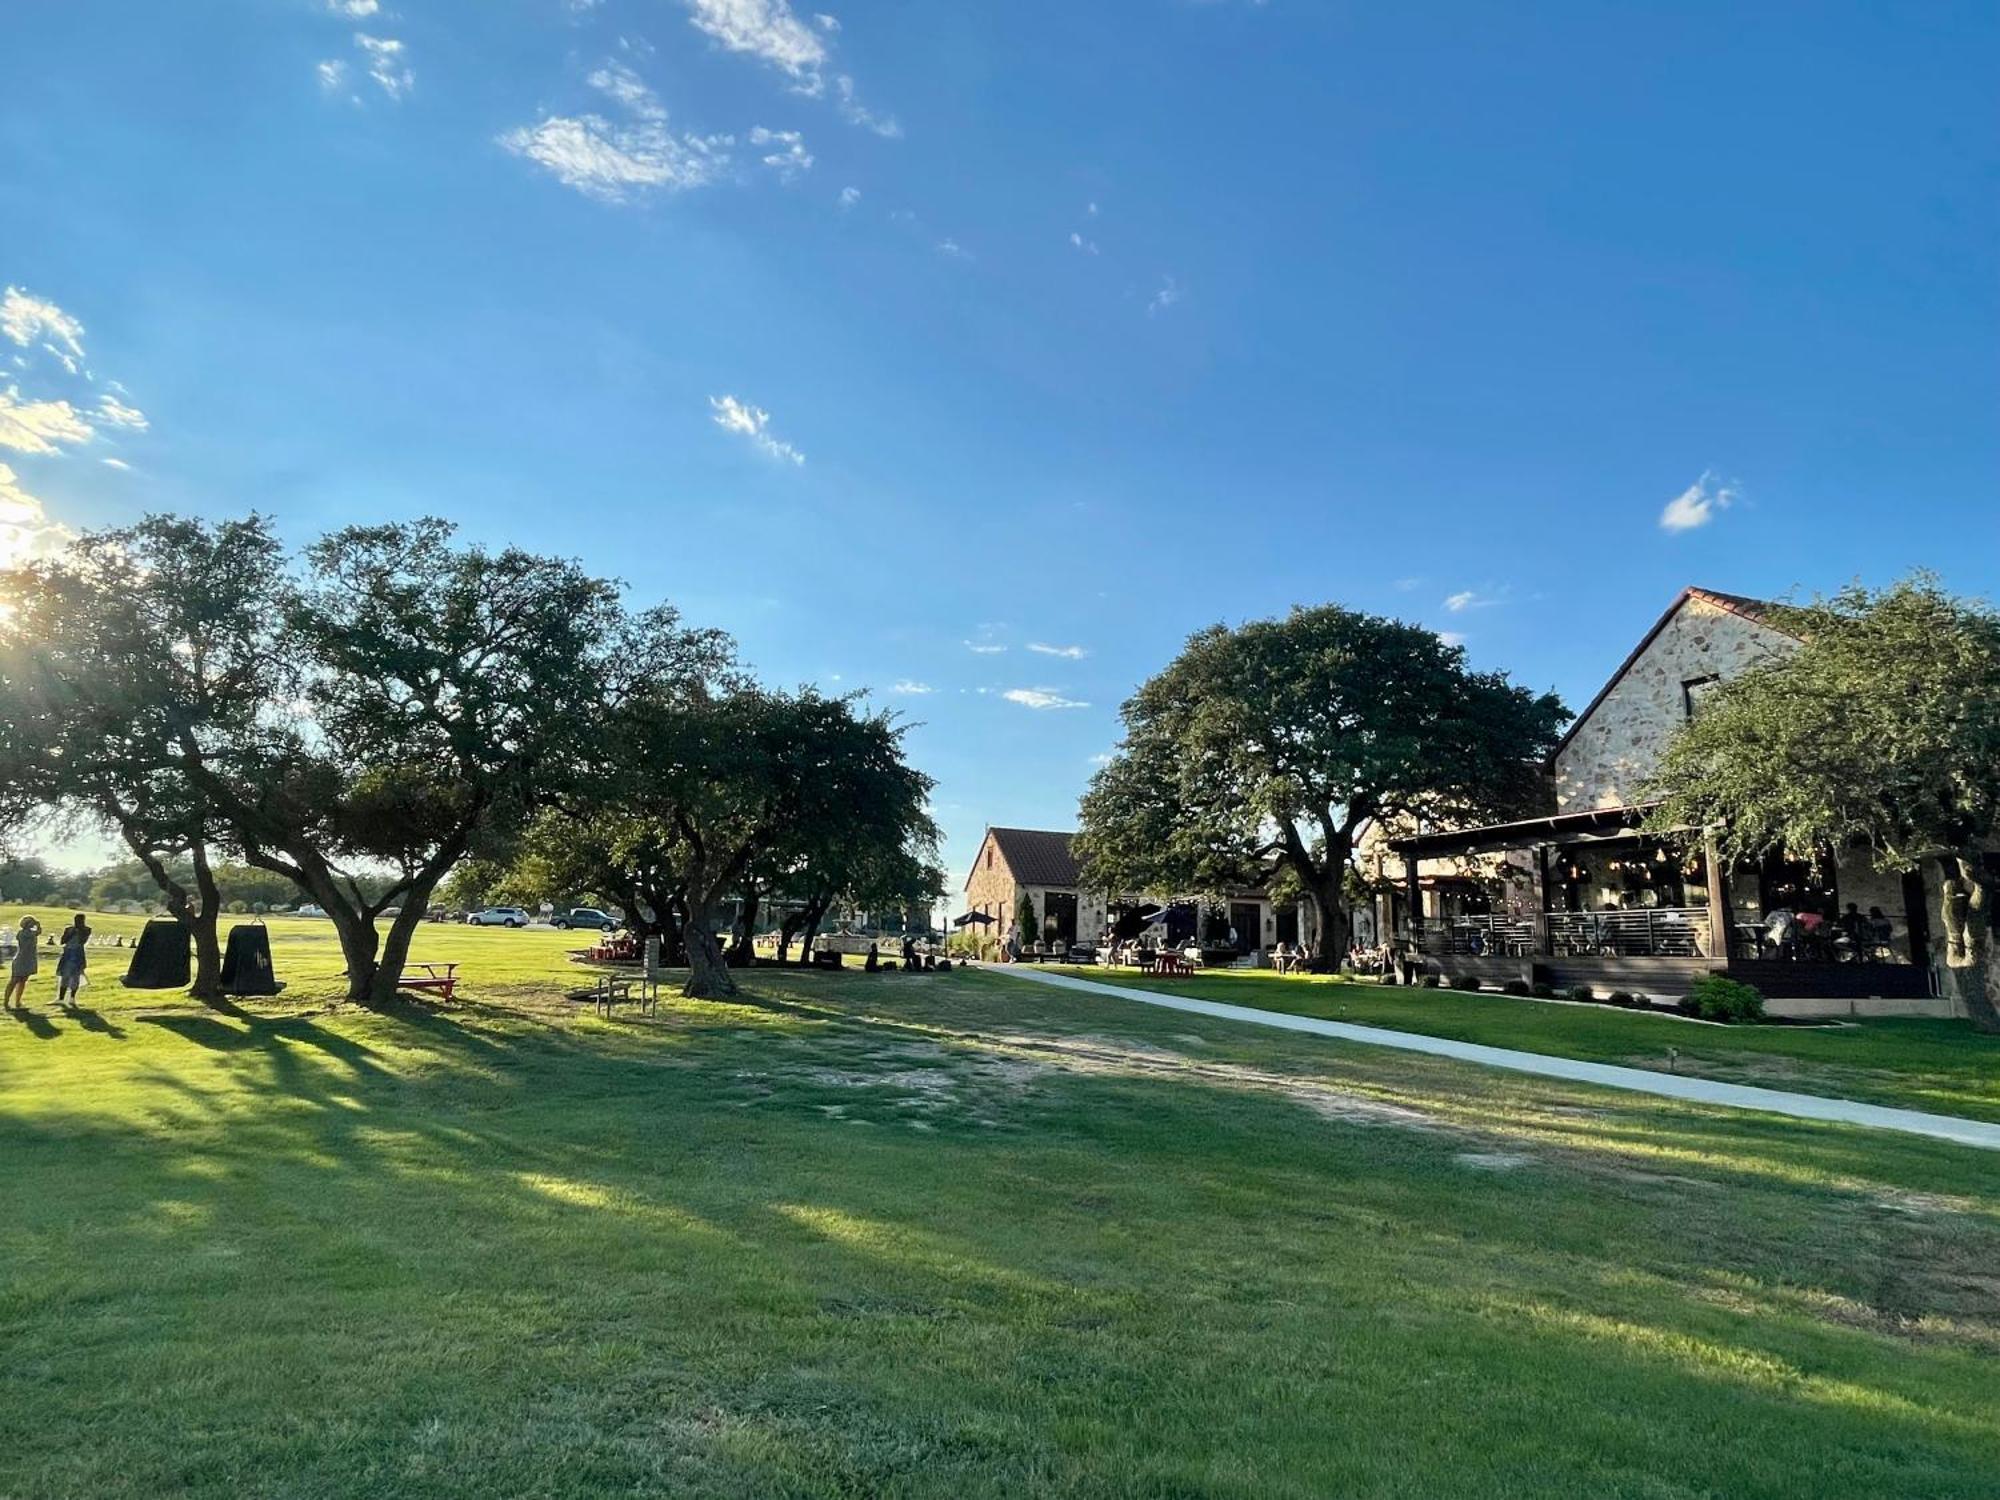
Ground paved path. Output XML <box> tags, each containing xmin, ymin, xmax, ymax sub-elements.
<box><xmin>989</xmin><ymin>966</ymin><xmax>2000</xmax><ymax>1152</ymax></box>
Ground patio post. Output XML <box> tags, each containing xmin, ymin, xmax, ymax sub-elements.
<box><xmin>1403</xmin><ymin>855</ymin><xmax>1421</xmax><ymax>943</ymax></box>
<box><xmin>1702</xmin><ymin>824</ymin><xmax>1731</xmax><ymax>961</ymax></box>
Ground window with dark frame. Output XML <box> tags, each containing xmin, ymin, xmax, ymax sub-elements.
<box><xmin>1682</xmin><ymin>674</ymin><xmax>1722</xmax><ymax>719</ymax></box>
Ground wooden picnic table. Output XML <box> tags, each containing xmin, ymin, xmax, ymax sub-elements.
<box><xmin>1146</xmin><ymin>953</ymin><xmax>1195</xmax><ymax>977</ymax></box>
<box><xmin>398</xmin><ymin>962</ymin><xmax>459</xmax><ymax>1001</ymax></box>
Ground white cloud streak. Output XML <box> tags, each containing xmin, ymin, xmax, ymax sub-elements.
<box><xmin>1148</xmin><ymin>275</ymin><xmax>1184</xmax><ymax>315</ymax></box>
<box><xmin>502</xmin><ymin>62</ymin><xmax>731</xmax><ymax>202</ymax></box>
<box><xmin>1</xmin><ymin>288</ymin><xmax>85</xmax><ymax>364</ymax></box>
<box><xmin>1027</xmin><ymin>642</ymin><xmax>1087</xmax><ymax>659</ymax></box>
<box><xmin>354</xmin><ymin>34</ymin><xmax>412</xmax><ymax>99</ymax></box>
<box><xmin>1659</xmin><ymin>471</ymin><xmax>1737</xmax><ymax>532</ymax></box>
<box><xmin>890</xmin><ymin>679</ymin><xmax>933</xmax><ymax>695</ymax></box>
<box><xmin>748</xmin><ymin>125</ymin><xmax>812</xmax><ymax>180</ymax></box>
<box><xmin>0</xmin><ymin>389</ymin><xmax>93</xmax><ymax>455</ymax></box>
<box><xmin>709</xmin><ymin>394</ymin><xmax>804</xmax><ymax>465</ymax></box>
<box><xmin>0</xmin><ymin>462</ymin><xmax>70</xmax><ymax>566</ymax></box>
<box><xmin>682</xmin><ymin>0</ymin><xmax>898</xmax><ymax>135</ymax></box>
<box><xmin>1003</xmin><ymin>687</ymin><xmax>1089</xmax><ymax>711</ymax></box>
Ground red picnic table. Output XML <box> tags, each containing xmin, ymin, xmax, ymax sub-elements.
<box><xmin>398</xmin><ymin>962</ymin><xmax>459</xmax><ymax>1001</ymax></box>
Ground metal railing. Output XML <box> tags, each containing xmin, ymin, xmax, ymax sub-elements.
<box><xmin>1544</xmin><ymin>908</ymin><xmax>1712</xmax><ymax>958</ymax></box>
<box><xmin>1414</xmin><ymin>908</ymin><xmax>1714</xmax><ymax>960</ymax></box>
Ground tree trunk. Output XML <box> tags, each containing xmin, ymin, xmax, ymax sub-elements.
<box><xmin>187</xmin><ymin>843</ymin><xmax>224</xmax><ymax>1001</ymax></box>
<box><xmin>322</xmin><ymin>899</ymin><xmax>383</xmax><ymax>1003</ymax></box>
<box><xmin>682</xmin><ymin>895</ymin><xmax>738</xmax><ymax>999</ymax></box>
<box><xmin>1304</xmin><ymin>874</ymin><xmax>1349</xmax><ymax>971</ymax></box>
<box><xmin>798</xmin><ymin>896</ymin><xmax>832</xmax><ymax>964</ymax></box>
<box><xmin>369</xmin><ymin>900</ymin><xmax>435</xmax><ymax>1007</ymax></box>
<box><xmin>119</xmin><ymin>830</ymin><xmax>228</xmax><ymax>1003</ymax></box>
<box><xmin>1937</xmin><ymin>855</ymin><xmax>2000</xmax><ymax>1033</ymax></box>
<box><xmin>726</xmin><ymin>886</ymin><xmax>760</xmax><ymax>967</ymax></box>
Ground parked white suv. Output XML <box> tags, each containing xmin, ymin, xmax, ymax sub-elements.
<box><xmin>467</xmin><ymin>906</ymin><xmax>531</xmax><ymax>928</ymax></box>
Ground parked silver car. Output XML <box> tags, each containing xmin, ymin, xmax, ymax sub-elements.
<box><xmin>466</xmin><ymin>906</ymin><xmax>531</xmax><ymax>928</ymax></box>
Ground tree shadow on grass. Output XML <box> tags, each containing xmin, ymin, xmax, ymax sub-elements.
<box><xmin>136</xmin><ymin>1012</ymin><xmax>386</xmax><ymax>1081</ymax></box>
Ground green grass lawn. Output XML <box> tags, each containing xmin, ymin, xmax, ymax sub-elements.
<box><xmin>1042</xmin><ymin>964</ymin><xmax>2000</xmax><ymax>1126</ymax></box>
<box><xmin>3</xmin><ymin>912</ymin><xmax>1998</xmax><ymax>1496</ymax></box>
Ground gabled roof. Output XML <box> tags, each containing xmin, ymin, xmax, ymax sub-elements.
<box><xmin>1549</xmin><ymin>586</ymin><xmax>1798</xmax><ymax>761</ymax></box>
<box><xmin>978</xmin><ymin>827</ymin><xmax>1081</xmax><ymax>888</ymax></box>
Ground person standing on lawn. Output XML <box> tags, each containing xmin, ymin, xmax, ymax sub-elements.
<box><xmin>5</xmin><ymin>914</ymin><xmax>42</xmax><ymax>1009</ymax></box>
<box><xmin>54</xmin><ymin>913</ymin><xmax>91</xmax><ymax>1008</ymax></box>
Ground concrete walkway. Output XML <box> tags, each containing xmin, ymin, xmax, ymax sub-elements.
<box><xmin>988</xmin><ymin>965</ymin><xmax>2000</xmax><ymax>1152</ymax></box>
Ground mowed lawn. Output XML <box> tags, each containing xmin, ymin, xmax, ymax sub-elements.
<box><xmin>2</xmin><ymin>915</ymin><xmax>1998</xmax><ymax>1497</ymax></box>
<box><xmin>1045</xmin><ymin>964</ymin><xmax>2000</xmax><ymax>1126</ymax></box>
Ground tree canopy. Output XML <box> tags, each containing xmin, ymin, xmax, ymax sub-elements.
<box><xmin>1648</xmin><ymin>576</ymin><xmax>2000</xmax><ymax>1031</ymax></box>
<box><xmin>1077</xmin><ymin>604</ymin><xmax>1568</xmax><ymax>963</ymax></box>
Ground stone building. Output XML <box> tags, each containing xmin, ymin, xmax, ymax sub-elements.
<box><xmin>1384</xmin><ymin>587</ymin><xmax>1954</xmax><ymax>1016</ymax></box>
<box><xmin>960</xmin><ymin>826</ymin><xmax>1283</xmax><ymax>957</ymax></box>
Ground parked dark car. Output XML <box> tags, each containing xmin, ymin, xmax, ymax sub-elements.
<box><xmin>549</xmin><ymin>907</ymin><xmax>617</xmax><ymax>931</ymax></box>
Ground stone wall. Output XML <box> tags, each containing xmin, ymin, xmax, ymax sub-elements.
<box><xmin>961</xmin><ymin>832</ymin><xmax>1021</xmax><ymax>954</ymax></box>
<box><xmin>1555</xmin><ymin>595</ymin><xmax>1796</xmax><ymax>814</ymax></box>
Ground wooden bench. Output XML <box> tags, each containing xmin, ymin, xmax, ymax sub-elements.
<box><xmin>1146</xmin><ymin>954</ymin><xmax>1195</xmax><ymax>977</ymax></box>
<box><xmin>398</xmin><ymin>962</ymin><xmax>459</xmax><ymax>1001</ymax></box>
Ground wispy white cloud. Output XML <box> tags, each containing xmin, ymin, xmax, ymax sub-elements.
<box><xmin>1659</xmin><ymin>471</ymin><xmax>1737</xmax><ymax>532</ymax></box>
<box><xmin>354</xmin><ymin>34</ymin><xmax>412</xmax><ymax>99</ymax></box>
<box><xmin>709</xmin><ymin>394</ymin><xmax>804</xmax><ymax>465</ymax></box>
<box><xmin>1</xmin><ymin>288</ymin><xmax>85</xmax><ymax>365</ymax></box>
<box><xmin>94</xmin><ymin>394</ymin><xmax>148</xmax><ymax>431</ymax></box>
<box><xmin>681</xmin><ymin>1</ymin><xmax>898</xmax><ymax>135</ymax></box>
<box><xmin>685</xmin><ymin>0</ymin><xmax>828</xmax><ymax>78</ymax></box>
<box><xmin>317</xmin><ymin>58</ymin><xmax>350</xmax><ymax>92</ymax></box>
<box><xmin>890</xmin><ymin>679</ymin><xmax>933</xmax><ymax>695</ymax></box>
<box><xmin>1088</xmin><ymin>751</ymin><xmax>1114</xmax><ymax>766</ymax></box>
<box><xmin>831</xmin><ymin>73</ymin><xmax>899</xmax><ymax>136</ymax></box>
<box><xmin>1438</xmin><ymin>630</ymin><xmax>1466</xmax><ymax>647</ymax></box>
<box><xmin>502</xmin><ymin>62</ymin><xmax>731</xmax><ymax>202</ymax></box>
<box><xmin>100</xmin><ymin>457</ymin><xmax>132</xmax><ymax>471</ymax></box>
<box><xmin>326</xmin><ymin>0</ymin><xmax>379</xmax><ymax>15</ymax></box>
<box><xmin>935</xmin><ymin>237</ymin><xmax>969</xmax><ymax>259</ymax></box>
<box><xmin>1003</xmin><ymin>687</ymin><xmax>1089</xmax><ymax>711</ymax></box>
<box><xmin>1147</xmin><ymin>275</ymin><xmax>1184</xmax><ymax>316</ymax></box>
<box><xmin>1443</xmin><ymin>588</ymin><xmax>1505</xmax><ymax>613</ymax></box>
<box><xmin>0</xmin><ymin>462</ymin><xmax>70</xmax><ymax>566</ymax></box>
<box><xmin>0</xmin><ymin>389</ymin><xmax>93</xmax><ymax>455</ymax></box>
<box><xmin>1068</xmin><ymin>231</ymin><xmax>1099</xmax><ymax>255</ymax></box>
<box><xmin>838</xmin><ymin>184</ymin><xmax>861</xmax><ymax>208</ymax></box>
<box><xmin>748</xmin><ymin>125</ymin><xmax>812</xmax><ymax>180</ymax></box>
<box><xmin>1027</xmin><ymin>642</ymin><xmax>1087</xmax><ymax>659</ymax></box>
<box><xmin>964</xmin><ymin>641</ymin><xmax>1006</xmax><ymax>655</ymax></box>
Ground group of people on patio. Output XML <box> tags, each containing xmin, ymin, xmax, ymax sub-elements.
<box><xmin>1753</xmin><ymin>902</ymin><xmax>1896</xmax><ymax>962</ymax></box>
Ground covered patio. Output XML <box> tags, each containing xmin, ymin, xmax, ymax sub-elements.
<box><xmin>1388</xmin><ymin>807</ymin><xmax>1936</xmax><ymax>1002</ymax></box>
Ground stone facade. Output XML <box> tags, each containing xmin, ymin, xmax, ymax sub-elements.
<box><xmin>1554</xmin><ymin>594</ymin><xmax>1796</xmax><ymax>814</ymax></box>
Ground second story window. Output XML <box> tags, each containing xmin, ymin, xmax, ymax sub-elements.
<box><xmin>1682</xmin><ymin>674</ymin><xmax>1722</xmax><ymax>720</ymax></box>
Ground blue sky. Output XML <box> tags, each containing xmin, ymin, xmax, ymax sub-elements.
<box><xmin>4</xmin><ymin>0</ymin><xmax>1997</xmax><ymax>894</ymax></box>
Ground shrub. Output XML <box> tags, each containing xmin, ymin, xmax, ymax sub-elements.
<box><xmin>1530</xmin><ymin>981</ymin><xmax>1557</xmax><ymax>999</ymax></box>
<box><xmin>1449</xmin><ymin>974</ymin><xmax>1482</xmax><ymax>992</ymax></box>
<box><xmin>1500</xmin><ymin>979</ymin><xmax>1532</xmax><ymax>997</ymax></box>
<box><xmin>1419</xmin><ymin>973</ymin><xmax>1442</xmax><ymax>989</ymax></box>
<box><xmin>226</xmin><ymin>899</ymin><xmax>248</xmax><ymax>914</ymax></box>
<box><xmin>1564</xmin><ymin>984</ymin><xmax>1594</xmax><ymax>1003</ymax></box>
<box><xmin>1688</xmin><ymin>974</ymin><xmax>1764</xmax><ymax>1023</ymax></box>
<box><xmin>1606</xmin><ymin>990</ymin><xmax>1638</xmax><ymax>1007</ymax></box>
